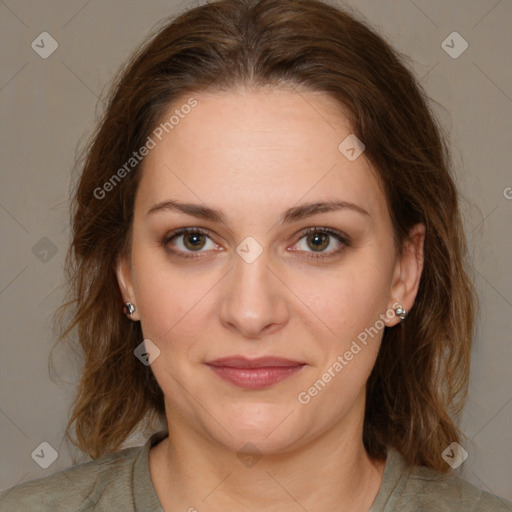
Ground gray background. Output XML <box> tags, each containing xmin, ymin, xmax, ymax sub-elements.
<box><xmin>1</xmin><ymin>0</ymin><xmax>511</xmax><ymax>502</ymax></box>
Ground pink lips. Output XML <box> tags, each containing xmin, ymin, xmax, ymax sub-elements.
<box><xmin>205</xmin><ymin>356</ymin><xmax>306</xmax><ymax>389</ymax></box>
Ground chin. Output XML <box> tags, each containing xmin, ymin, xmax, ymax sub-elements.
<box><xmin>226</xmin><ymin>430</ymin><xmax>300</xmax><ymax>456</ymax></box>
<box><xmin>206</xmin><ymin>408</ymin><xmax>304</xmax><ymax>453</ymax></box>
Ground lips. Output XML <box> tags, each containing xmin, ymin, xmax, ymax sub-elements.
<box><xmin>206</xmin><ymin>356</ymin><xmax>306</xmax><ymax>368</ymax></box>
<box><xmin>205</xmin><ymin>356</ymin><xmax>306</xmax><ymax>389</ymax></box>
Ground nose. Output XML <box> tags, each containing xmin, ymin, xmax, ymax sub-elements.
<box><xmin>218</xmin><ymin>249</ymin><xmax>290</xmax><ymax>340</ymax></box>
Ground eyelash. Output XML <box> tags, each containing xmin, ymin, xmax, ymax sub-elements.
<box><xmin>162</xmin><ymin>226</ymin><xmax>350</xmax><ymax>261</ymax></box>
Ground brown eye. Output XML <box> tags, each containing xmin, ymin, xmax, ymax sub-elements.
<box><xmin>306</xmin><ymin>232</ymin><xmax>329</xmax><ymax>252</ymax></box>
<box><xmin>290</xmin><ymin>227</ymin><xmax>350</xmax><ymax>261</ymax></box>
<box><xmin>163</xmin><ymin>227</ymin><xmax>218</xmax><ymax>258</ymax></box>
<box><xmin>183</xmin><ymin>232</ymin><xmax>207</xmax><ymax>251</ymax></box>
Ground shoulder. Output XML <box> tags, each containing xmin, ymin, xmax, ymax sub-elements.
<box><xmin>409</xmin><ymin>464</ymin><xmax>512</xmax><ymax>511</ymax></box>
<box><xmin>0</xmin><ymin>444</ymin><xmax>143</xmax><ymax>512</ymax></box>
<box><xmin>381</xmin><ymin>449</ymin><xmax>512</xmax><ymax>511</ymax></box>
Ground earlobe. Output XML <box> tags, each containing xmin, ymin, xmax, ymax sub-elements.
<box><xmin>386</xmin><ymin>223</ymin><xmax>426</xmax><ymax>327</ymax></box>
<box><xmin>115</xmin><ymin>255</ymin><xmax>139</xmax><ymax>321</ymax></box>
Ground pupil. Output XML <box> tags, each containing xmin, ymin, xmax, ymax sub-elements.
<box><xmin>186</xmin><ymin>233</ymin><xmax>204</xmax><ymax>249</ymax></box>
<box><xmin>309</xmin><ymin>233</ymin><xmax>327</xmax><ymax>251</ymax></box>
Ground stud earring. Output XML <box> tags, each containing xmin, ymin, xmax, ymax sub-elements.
<box><xmin>395</xmin><ymin>306</ymin><xmax>408</xmax><ymax>321</ymax></box>
<box><xmin>124</xmin><ymin>302</ymin><xmax>136</xmax><ymax>318</ymax></box>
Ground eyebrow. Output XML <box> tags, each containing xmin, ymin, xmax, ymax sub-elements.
<box><xmin>147</xmin><ymin>198</ymin><xmax>369</xmax><ymax>224</ymax></box>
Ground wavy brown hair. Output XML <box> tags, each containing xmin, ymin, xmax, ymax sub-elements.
<box><xmin>53</xmin><ymin>0</ymin><xmax>476</xmax><ymax>469</ymax></box>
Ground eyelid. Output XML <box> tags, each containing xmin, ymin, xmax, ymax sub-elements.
<box><xmin>294</xmin><ymin>226</ymin><xmax>351</xmax><ymax>245</ymax></box>
<box><xmin>288</xmin><ymin>226</ymin><xmax>350</xmax><ymax>260</ymax></box>
<box><xmin>162</xmin><ymin>227</ymin><xmax>219</xmax><ymax>258</ymax></box>
<box><xmin>162</xmin><ymin>226</ymin><xmax>350</xmax><ymax>259</ymax></box>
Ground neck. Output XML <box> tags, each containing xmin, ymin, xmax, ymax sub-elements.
<box><xmin>149</xmin><ymin>396</ymin><xmax>385</xmax><ymax>511</ymax></box>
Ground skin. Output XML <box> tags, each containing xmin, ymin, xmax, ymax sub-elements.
<box><xmin>116</xmin><ymin>86</ymin><xmax>425</xmax><ymax>511</ymax></box>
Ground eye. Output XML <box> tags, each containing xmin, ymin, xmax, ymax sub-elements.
<box><xmin>163</xmin><ymin>227</ymin><xmax>219</xmax><ymax>258</ymax></box>
<box><xmin>162</xmin><ymin>226</ymin><xmax>350</xmax><ymax>261</ymax></box>
<box><xmin>290</xmin><ymin>227</ymin><xmax>349</xmax><ymax>260</ymax></box>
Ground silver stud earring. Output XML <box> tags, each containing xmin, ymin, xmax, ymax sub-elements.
<box><xmin>395</xmin><ymin>306</ymin><xmax>408</xmax><ymax>321</ymax></box>
<box><xmin>124</xmin><ymin>302</ymin><xmax>136</xmax><ymax>317</ymax></box>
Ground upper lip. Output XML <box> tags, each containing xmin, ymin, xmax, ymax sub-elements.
<box><xmin>205</xmin><ymin>356</ymin><xmax>306</xmax><ymax>368</ymax></box>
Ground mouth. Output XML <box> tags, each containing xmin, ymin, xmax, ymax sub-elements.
<box><xmin>205</xmin><ymin>356</ymin><xmax>307</xmax><ymax>389</ymax></box>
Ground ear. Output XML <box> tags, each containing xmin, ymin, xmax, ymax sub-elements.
<box><xmin>115</xmin><ymin>254</ymin><xmax>140</xmax><ymax>321</ymax></box>
<box><xmin>386</xmin><ymin>223</ymin><xmax>425</xmax><ymax>327</ymax></box>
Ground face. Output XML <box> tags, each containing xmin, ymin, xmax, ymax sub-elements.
<box><xmin>116</xmin><ymin>87</ymin><xmax>424</xmax><ymax>455</ymax></box>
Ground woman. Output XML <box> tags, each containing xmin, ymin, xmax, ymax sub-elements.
<box><xmin>1</xmin><ymin>0</ymin><xmax>510</xmax><ymax>510</ymax></box>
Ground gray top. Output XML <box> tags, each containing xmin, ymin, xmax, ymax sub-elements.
<box><xmin>1</xmin><ymin>430</ymin><xmax>511</xmax><ymax>511</ymax></box>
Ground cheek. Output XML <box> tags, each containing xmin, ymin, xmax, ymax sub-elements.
<box><xmin>131</xmin><ymin>257</ymin><xmax>214</xmax><ymax>396</ymax></box>
<box><xmin>294</xmin><ymin>266</ymin><xmax>388</xmax><ymax>412</ymax></box>
<box><xmin>129</xmin><ymin>243</ymin><xmax>210</xmax><ymax>344</ymax></box>
<box><xmin>292</xmin><ymin>253</ymin><xmax>394</xmax><ymax>345</ymax></box>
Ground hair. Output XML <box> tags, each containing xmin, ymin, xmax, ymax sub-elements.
<box><xmin>53</xmin><ymin>0</ymin><xmax>476</xmax><ymax>470</ymax></box>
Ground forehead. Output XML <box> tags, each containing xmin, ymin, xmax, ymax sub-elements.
<box><xmin>135</xmin><ymin>87</ymin><xmax>387</xmax><ymax>224</ymax></box>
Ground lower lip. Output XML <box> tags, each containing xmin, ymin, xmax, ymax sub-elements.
<box><xmin>207</xmin><ymin>365</ymin><xmax>305</xmax><ymax>389</ymax></box>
